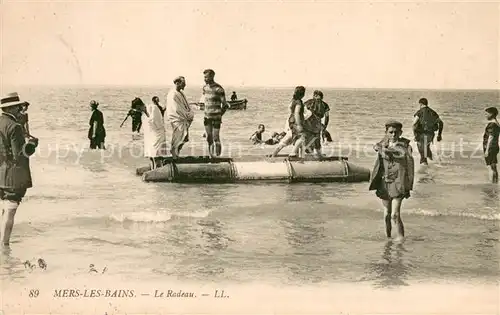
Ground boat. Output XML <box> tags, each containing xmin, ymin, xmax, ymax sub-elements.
<box><xmin>136</xmin><ymin>155</ymin><xmax>370</xmax><ymax>184</ymax></box>
<box><xmin>188</xmin><ymin>99</ymin><xmax>247</xmax><ymax>111</ymax></box>
<box><xmin>227</xmin><ymin>99</ymin><xmax>248</xmax><ymax>110</ymax></box>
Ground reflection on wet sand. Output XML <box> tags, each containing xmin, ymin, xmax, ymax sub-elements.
<box><xmin>280</xmin><ymin>213</ymin><xmax>328</xmax><ymax>283</ymax></box>
<box><xmin>284</xmin><ymin>184</ymin><xmax>325</xmax><ymax>203</ymax></box>
<box><xmin>367</xmin><ymin>241</ymin><xmax>412</xmax><ymax>288</ymax></box>
<box><xmin>480</xmin><ymin>184</ymin><xmax>498</xmax><ymax>209</ymax></box>
<box><xmin>0</xmin><ymin>247</ymin><xmax>27</xmax><ymax>281</ymax></box>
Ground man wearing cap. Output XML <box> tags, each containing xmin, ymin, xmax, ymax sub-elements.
<box><xmin>370</xmin><ymin>119</ymin><xmax>414</xmax><ymax>241</ymax></box>
<box><xmin>0</xmin><ymin>92</ymin><xmax>39</xmax><ymax>246</ymax></box>
<box><xmin>201</xmin><ymin>69</ymin><xmax>229</xmax><ymax>157</ymax></box>
<box><xmin>166</xmin><ymin>76</ymin><xmax>194</xmax><ymax>158</ymax></box>
<box><xmin>88</xmin><ymin>100</ymin><xmax>106</xmax><ymax>150</ymax></box>
<box><xmin>412</xmin><ymin>98</ymin><xmax>444</xmax><ymax>165</ymax></box>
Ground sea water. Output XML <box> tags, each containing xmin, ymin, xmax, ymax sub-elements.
<box><xmin>0</xmin><ymin>86</ymin><xmax>498</xmax><ymax>313</ymax></box>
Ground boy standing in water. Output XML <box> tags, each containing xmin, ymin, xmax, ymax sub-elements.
<box><xmin>483</xmin><ymin>107</ymin><xmax>499</xmax><ymax>183</ymax></box>
<box><xmin>369</xmin><ymin>120</ymin><xmax>414</xmax><ymax>241</ymax></box>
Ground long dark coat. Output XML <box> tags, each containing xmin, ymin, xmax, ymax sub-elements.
<box><xmin>0</xmin><ymin>113</ymin><xmax>35</xmax><ymax>189</ymax></box>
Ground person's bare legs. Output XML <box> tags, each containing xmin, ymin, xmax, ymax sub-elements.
<box><xmin>270</xmin><ymin>134</ymin><xmax>292</xmax><ymax>157</ymax></box>
<box><xmin>213</xmin><ymin>128</ymin><xmax>222</xmax><ymax>157</ymax></box>
<box><xmin>290</xmin><ymin>136</ymin><xmax>304</xmax><ymax>158</ymax></box>
<box><xmin>391</xmin><ymin>198</ymin><xmax>405</xmax><ymax>241</ymax></box>
<box><xmin>204</xmin><ymin>125</ymin><xmax>215</xmax><ymax>158</ymax></box>
<box><xmin>489</xmin><ymin>163</ymin><xmax>498</xmax><ymax>183</ymax></box>
<box><xmin>0</xmin><ymin>200</ymin><xmax>19</xmax><ymax>246</ymax></box>
<box><xmin>382</xmin><ymin>199</ymin><xmax>392</xmax><ymax>238</ymax></box>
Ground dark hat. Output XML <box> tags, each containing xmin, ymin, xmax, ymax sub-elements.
<box><xmin>485</xmin><ymin>106</ymin><xmax>498</xmax><ymax>117</ymax></box>
<box><xmin>89</xmin><ymin>100</ymin><xmax>99</xmax><ymax>107</ymax></box>
<box><xmin>385</xmin><ymin>119</ymin><xmax>403</xmax><ymax>130</ymax></box>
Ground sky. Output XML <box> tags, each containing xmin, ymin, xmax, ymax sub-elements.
<box><xmin>1</xmin><ymin>1</ymin><xmax>499</xmax><ymax>89</ymax></box>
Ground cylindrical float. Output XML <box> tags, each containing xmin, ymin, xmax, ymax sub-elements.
<box><xmin>289</xmin><ymin>160</ymin><xmax>348</xmax><ymax>182</ymax></box>
<box><xmin>232</xmin><ymin>161</ymin><xmax>291</xmax><ymax>181</ymax></box>
<box><xmin>138</xmin><ymin>156</ymin><xmax>370</xmax><ymax>184</ymax></box>
<box><xmin>174</xmin><ymin>163</ymin><xmax>233</xmax><ymax>183</ymax></box>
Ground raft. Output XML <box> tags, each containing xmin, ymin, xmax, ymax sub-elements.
<box><xmin>136</xmin><ymin>155</ymin><xmax>370</xmax><ymax>183</ymax></box>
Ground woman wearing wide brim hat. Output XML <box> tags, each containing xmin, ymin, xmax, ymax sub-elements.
<box><xmin>0</xmin><ymin>92</ymin><xmax>39</xmax><ymax>246</ymax></box>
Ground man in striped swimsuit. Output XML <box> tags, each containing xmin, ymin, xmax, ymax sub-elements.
<box><xmin>202</xmin><ymin>69</ymin><xmax>229</xmax><ymax>157</ymax></box>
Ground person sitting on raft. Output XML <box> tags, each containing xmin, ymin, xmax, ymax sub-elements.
<box><xmin>270</xmin><ymin>86</ymin><xmax>306</xmax><ymax>157</ymax></box>
<box><xmin>128</xmin><ymin>99</ymin><xmax>144</xmax><ymax>135</ymax></box>
<box><xmin>302</xmin><ymin>90</ymin><xmax>330</xmax><ymax>157</ymax></box>
<box><xmin>483</xmin><ymin>107</ymin><xmax>499</xmax><ymax>183</ymax></box>
<box><xmin>231</xmin><ymin>91</ymin><xmax>238</xmax><ymax>101</ymax></box>
<box><xmin>369</xmin><ymin>120</ymin><xmax>414</xmax><ymax>242</ymax></box>
<box><xmin>250</xmin><ymin>124</ymin><xmax>265</xmax><ymax>144</ymax></box>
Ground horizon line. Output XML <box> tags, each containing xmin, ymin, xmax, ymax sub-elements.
<box><xmin>2</xmin><ymin>83</ymin><xmax>499</xmax><ymax>92</ymax></box>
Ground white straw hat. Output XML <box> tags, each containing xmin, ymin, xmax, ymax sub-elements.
<box><xmin>0</xmin><ymin>92</ymin><xmax>28</xmax><ymax>108</ymax></box>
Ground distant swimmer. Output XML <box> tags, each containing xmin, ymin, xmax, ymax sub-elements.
<box><xmin>231</xmin><ymin>91</ymin><xmax>238</xmax><ymax>101</ymax></box>
<box><xmin>250</xmin><ymin>124</ymin><xmax>266</xmax><ymax>144</ymax></box>
<box><xmin>412</xmin><ymin>98</ymin><xmax>444</xmax><ymax>165</ymax></box>
<box><xmin>483</xmin><ymin>107</ymin><xmax>499</xmax><ymax>183</ymax></box>
<box><xmin>264</xmin><ymin>132</ymin><xmax>286</xmax><ymax>145</ymax></box>
<box><xmin>202</xmin><ymin>69</ymin><xmax>229</xmax><ymax>158</ymax></box>
<box><xmin>166</xmin><ymin>76</ymin><xmax>194</xmax><ymax>158</ymax></box>
<box><xmin>143</xmin><ymin>96</ymin><xmax>167</xmax><ymax>169</ymax></box>
<box><xmin>270</xmin><ymin>86</ymin><xmax>306</xmax><ymax>157</ymax></box>
<box><xmin>369</xmin><ymin>120</ymin><xmax>415</xmax><ymax>242</ymax></box>
<box><xmin>302</xmin><ymin>90</ymin><xmax>330</xmax><ymax>158</ymax></box>
<box><xmin>88</xmin><ymin>100</ymin><xmax>106</xmax><ymax>150</ymax></box>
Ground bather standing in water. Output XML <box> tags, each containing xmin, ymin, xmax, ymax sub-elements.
<box><xmin>270</xmin><ymin>86</ymin><xmax>306</xmax><ymax>157</ymax></box>
<box><xmin>412</xmin><ymin>98</ymin><xmax>443</xmax><ymax>165</ymax></box>
<box><xmin>483</xmin><ymin>107</ymin><xmax>499</xmax><ymax>183</ymax></box>
<box><xmin>129</xmin><ymin>100</ymin><xmax>143</xmax><ymax>135</ymax></box>
<box><xmin>201</xmin><ymin>69</ymin><xmax>229</xmax><ymax>158</ymax></box>
<box><xmin>88</xmin><ymin>100</ymin><xmax>106</xmax><ymax>150</ymax></box>
<box><xmin>369</xmin><ymin>120</ymin><xmax>414</xmax><ymax>241</ymax></box>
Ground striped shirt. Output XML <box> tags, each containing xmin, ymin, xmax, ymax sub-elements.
<box><xmin>202</xmin><ymin>83</ymin><xmax>226</xmax><ymax>119</ymax></box>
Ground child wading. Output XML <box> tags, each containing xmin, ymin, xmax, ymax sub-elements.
<box><xmin>369</xmin><ymin>120</ymin><xmax>415</xmax><ymax>241</ymax></box>
<box><xmin>483</xmin><ymin>107</ymin><xmax>499</xmax><ymax>183</ymax></box>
